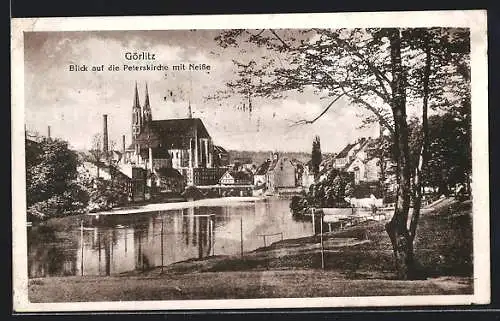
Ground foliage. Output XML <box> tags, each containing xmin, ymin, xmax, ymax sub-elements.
<box><xmin>311</xmin><ymin>135</ymin><xmax>322</xmax><ymax>180</ymax></box>
<box><xmin>26</xmin><ymin>138</ymin><xmax>86</xmax><ymax>220</ymax></box>
<box><xmin>77</xmin><ymin>163</ymin><xmax>130</xmax><ymax>212</ymax></box>
<box><xmin>26</xmin><ymin>136</ymin><xmax>131</xmax><ymax>220</ymax></box>
<box><xmin>291</xmin><ymin>169</ymin><xmax>353</xmax><ymax>215</ymax></box>
<box><xmin>405</xmin><ymin>109</ymin><xmax>471</xmax><ymax>197</ymax></box>
<box><xmin>88</xmin><ymin>133</ymin><xmax>106</xmax><ymax>165</ymax></box>
<box><xmin>423</xmin><ymin>113</ymin><xmax>471</xmax><ymax>193</ymax></box>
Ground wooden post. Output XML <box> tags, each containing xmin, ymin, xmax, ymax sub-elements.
<box><xmin>139</xmin><ymin>232</ymin><xmax>143</xmax><ymax>272</ymax></box>
<box><xmin>320</xmin><ymin>212</ymin><xmax>325</xmax><ymax>270</ymax></box>
<box><xmin>161</xmin><ymin>216</ymin><xmax>164</xmax><ymax>273</ymax></box>
<box><xmin>312</xmin><ymin>208</ymin><xmax>316</xmax><ymax>235</ymax></box>
<box><xmin>210</xmin><ymin>217</ymin><xmax>214</xmax><ymax>256</ymax></box>
<box><xmin>80</xmin><ymin>220</ymin><xmax>84</xmax><ymax>276</ymax></box>
<box><xmin>240</xmin><ymin>216</ymin><xmax>243</xmax><ymax>258</ymax></box>
<box><xmin>110</xmin><ymin>232</ymin><xmax>114</xmax><ymax>275</ymax></box>
<box><xmin>98</xmin><ymin>229</ymin><xmax>101</xmax><ymax>274</ymax></box>
<box><xmin>263</xmin><ymin>235</ymin><xmax>266</xmax><ymax>247</ymax></box>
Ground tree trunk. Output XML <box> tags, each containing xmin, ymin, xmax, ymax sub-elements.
<box><xmin>409</xmin><ymin>34</ymin><xmax>431</xmax><ymax>245</ymax></box>
<box><xmin>379</xmin><ymin>157</ymin><xmax>386</xmax><ymax>201</ymax></box>
<box><xmin>385</xmin><ymin>28</ymin><xmax>414</xmax><ymax>280</ymax></box>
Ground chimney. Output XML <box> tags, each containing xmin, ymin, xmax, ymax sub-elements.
<box><xmin>188</xmin><ymin>101</ymin><xmax>193</xmax><ymax>119</ymax></box>
<box><xmin>122</xmin><ymin>135</ymin><xmax>126</xmax><ymax>154</ymax></box>
<box><xmin>103</xmin><ymin>114</ymin><xmax>109</xmax><ymax>154</ymax></box>
<box><xmin>47</xmin><ymin>126</ymin><xmax>51</xmax><ymax>139</ymax></box>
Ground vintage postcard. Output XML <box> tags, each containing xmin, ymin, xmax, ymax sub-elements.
<box><xmin>11</xmin><ymin>10</ymin><xmax>489</xmax><ymax>312</ymax></box>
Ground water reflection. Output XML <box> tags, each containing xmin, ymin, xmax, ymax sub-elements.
<box><xmin>28</xmin><ymin>199</ymin><xmax>313</xmax><ymax>278</ymax></box>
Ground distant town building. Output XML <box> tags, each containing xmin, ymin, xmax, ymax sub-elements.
<box><xmin>332</xmin><ymin>140</ymin><xmax>362</xmax><ymax>169</ymax></box>
<box><xmin>219</xmin><ymin>170</ymin><xmax>253</xmax><ymax>185</ymax></box>
<box><xmin>301</xmin><ymin>160</ymin><xmax>315</xmax><ymax>189</ymax></box>
<box><xmin>290</xmin><ymin>159</ymin><xmax>304</xmax><ymax>187</ymax></box>
<box><xmin>189</xmin><ymin>167</ymin><xmax>228</xmax><ymax>186</ymax></box>
<box><xmin>254</xmin><ymin>159</ymin><xmax>271</xmax><ymax>186</ymax></box>
<box><xmin>265</xmin><ymin>153</ymin><xmax>297</xmax><ymax>193</ymax></box>
<box><xmin>77</xmin><ymin>160</ymin><xmax>136</xmax><ymax>200</ymax></box>
<box><xmin>316</xmin><ymin>136</ymin><xmax>397</xmax><ymax>203</ymax></box>
<box><xmin>156</xmin><ymin>167</ymin><xmax>185</xmax><ymax>193</ymax></box>
<box><xmin>338</xmin><ymin>138</ymin><xmax>378</xmax><ymax>184</ymax></box>
<box><xmin>213</xmin><ymin>145</ymin><xmax>230</xmax><ymax>167</ymax></box>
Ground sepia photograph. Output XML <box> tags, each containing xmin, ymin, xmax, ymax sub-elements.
<box><xmin>11</xmin><ymin>10</ymin><xmax>489</xmax><ymax>311</ymax></box>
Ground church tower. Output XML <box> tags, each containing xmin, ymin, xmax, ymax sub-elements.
<box><xmin>132</xmin><ymin>82</ymin><xmax>142</xmax><ymax>142</ymax></box>
<box><xmin>142</xmin><ymin>82</ymin><xmax>153</xmax><ymax>124</ymax></box>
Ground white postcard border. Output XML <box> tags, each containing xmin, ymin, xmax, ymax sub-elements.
<box><xmin>11</xmin><ymin>10</ymin><xmax>489</xmax><ymax>312</ymax></box>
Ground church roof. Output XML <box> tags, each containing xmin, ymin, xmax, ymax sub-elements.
<box><xmin>135</xmin><ymin>118</ymin><xmax>211</xmax><ymax>149</ymax></box>
<box><xmin>150</xmin><ymin>118</ymin><xmax>210</xmax><ymax>137</ymax></box>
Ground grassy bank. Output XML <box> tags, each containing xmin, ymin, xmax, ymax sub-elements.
<box><xmin>28</xmin><ymin>199</ymin><xmax>473</xmax><ymax>302</ymax></box>
<box><xmin>29</xmin><ymin>272</ymin><xmax>471</xmax><ymax>302</ymax></box>
<box><xmin>137</xmin><ymin>199</ymin><xmax>472</xmax><ymax>279</ymax></box>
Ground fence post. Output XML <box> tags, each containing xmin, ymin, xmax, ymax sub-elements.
<box><xmin>320</xmin><ymin>212</ymin><xmax>324</xmax><ymax>270</ymax></box>
<box><xmin>161</xmin><ymin>216</ymin><xmax>164</xmax><ymax>273</ymax></box>
<box><xmin>80</xmin><ymin>220</ymin><xmax>84</xmax><ymax>276</ymax></box>
<box><xmin>240</xmin><ymin>216</ymin><xmax>243</xmax><ymax>258</ymax></box>
<box><xmin>312</xmin><ymin>208</ymin><xmax>316</xmax><ymax>235</ymax></box>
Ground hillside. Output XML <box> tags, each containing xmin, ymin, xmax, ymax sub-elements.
<box><xmin>228</xmin><ymin>150</ymin><xmax>335</xmax><ymax>165</ymax></box>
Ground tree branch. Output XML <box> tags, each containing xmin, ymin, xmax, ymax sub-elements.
<box><xmin>307</xmin><ymin>60</ymin><xmax>395</xmax><ymax>135</ymax></box>
<box><xmin>315</xmin><ymin>29</ymin><xmax>392</xmax><ymax>99</ymax></box>
<box><xmin>290</xmin><ymin>93</ymin><xmax>347</xmax><ymax>126</ymax></box>
<box><xmin>342</xmin><ymin>88</ymin><xmax>395</xmax><ymax>136</ymax></box>
<box><xmin>244</xmin><ymin>29</ymin><xmax>266</xmax><ymax>37</ymax></box>
<box><xmin>269</xmin><ymin>29</ymin><xmax>291</xmax><ymax>50</ymax></box>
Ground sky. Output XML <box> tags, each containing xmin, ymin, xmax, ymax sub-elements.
<box><xmin>24</xmin><ymin>30</ymin><xmax>380</xmax><ymax>153</ymax></box>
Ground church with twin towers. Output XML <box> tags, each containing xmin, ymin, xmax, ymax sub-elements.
<box><xmin>121</xmin><ymin>81</ymin><xmax>227</xmax><ymax>190</ymax></box>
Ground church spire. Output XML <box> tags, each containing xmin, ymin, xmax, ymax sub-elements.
<box><xmin>132</xmin><ymin>81</ymin><xmax>142</xmax><ymax>140</ymax></box>
<box><xmin>133</xmin><ymin>81</ymin><xmax>141</xmax><ymax>109</ymax></box>
<box><xmin>144</xmin><ymin>82</ymin><xmax>150</xmax><ymax>108</ymax></box>
<box><xmin>143</xmin><ymin>81</ymin><xmax>152</xmax><ymax>123</ymax></box>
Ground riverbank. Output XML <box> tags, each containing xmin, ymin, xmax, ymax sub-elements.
<box><xmin>29</xmin><ymin>198</ymin><xmax>473</xmax><ymax>301</ymax></box>
<box><xmin>90</xmin><ymin>196</ymin><xmax>264</xmax><ymax>216</ymax></box>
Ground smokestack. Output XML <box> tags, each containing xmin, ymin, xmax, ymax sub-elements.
<box><xmin>103</xmin><ymin>114</ymin><xmax>109</xmax><ymax>154</ymax></box>
<box><xmin>47</xmin><ymin>126</ymin><xmax>51</xmax><ymax>139</ymax></box>
<box><xmin>122</xmin><ymin>135</ymin><xmax>126</xmax><ymax>154</ymax></box>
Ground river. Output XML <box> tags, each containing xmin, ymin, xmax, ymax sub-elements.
<box><xmin>27</xmin><ymin>198</ymin><xmax>314</xmax><ymax>278</ymax></box>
